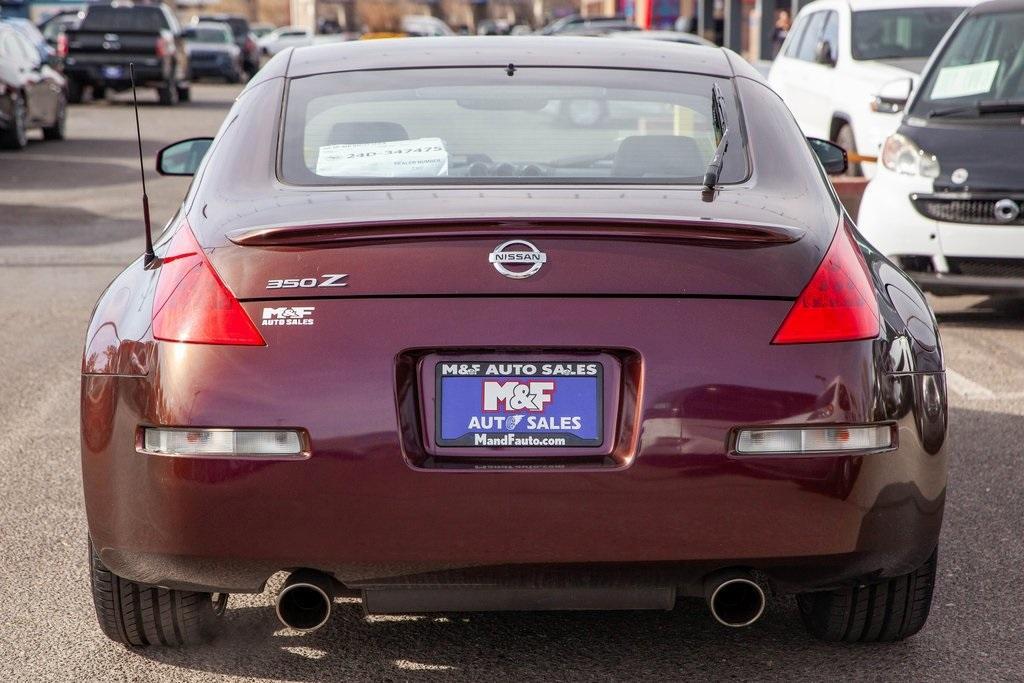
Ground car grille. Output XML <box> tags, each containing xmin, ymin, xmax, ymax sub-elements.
<box><xmin>911</xmin><ymin>194</ymin><xmax>1024</xmax><ymax>225</ymax></box>
<box><xmin>190</xmin><ymin>51</ymin><xmax>225</xmax><ymax>64</ymax></box>
<box><xmin>947</xmin><ymin>257</ymin><xmax>1024</xmax><ymax>279</ymax></box>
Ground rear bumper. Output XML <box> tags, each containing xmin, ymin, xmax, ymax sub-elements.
<box><xmin>82</xmin><ymin>297</ymin><xmax>947</xmax><ymax>597</ymax></box>
<box><xmin>64</xmin><ymin>60</ymin><xmax>168</xmax><ymax>88</ymax></box>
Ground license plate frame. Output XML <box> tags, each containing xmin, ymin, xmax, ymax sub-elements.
<box><xmin>419</xmin><ymin>352</ymin><xmax>620</xmax><ymax>457</ymax></box>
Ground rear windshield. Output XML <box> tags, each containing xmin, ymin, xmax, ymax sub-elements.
<box><xmin>81</xmin><ymin>6</ymin><xmax>168</xmax><ymax>32</ymax></box>
<box><xmin>280</xmin><ymin>67</ymin><xmax>748</xmax><ymax>186</ymax></box>
<box><xmin>851</xmin><ymin>8</ymin><xmax>964</xmax><ymax>61</ymax></box>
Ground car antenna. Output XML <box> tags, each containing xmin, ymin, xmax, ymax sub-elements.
<box><xmin>130</xmin><ymin>63</ymin><xmax>156</xmax><ymax>266</ymax></box>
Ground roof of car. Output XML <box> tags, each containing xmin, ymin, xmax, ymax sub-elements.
<box><xmin>969</xmin><ymin>0</ymin><xmax>1024</xmax><ymax>13</ymax></box>
<box><xmin>285</xmin><ymin>36</ymin><xmax>735</xmax><ymax>79</ymax></box>
<box><xmin>803</xmin><ymin>0</ymin><xmax>973</xmax><ymax>11</ymax></box>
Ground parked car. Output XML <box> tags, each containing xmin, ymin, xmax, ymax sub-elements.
<box><xmin>537</xmin><ymin>14</ymin><xmax>638</xmax><ymax>35</ymax></box>
<box><xmin>183</xmin><ymin>21</ymin><xmax>242</xmax><ymax>83</ymax></box>
<box><xmin>63</xmin><ymin>2</ymin><xmax>189</xmax><ymax>105</ymax></box>
<box><xmin>257</xmin><ymin>25</ymin><xmax>312</xmax><ymax>55</ymax></box>
<box><xmin>402</xmin><ymin>14</ymin><xmax>455</xmax><ymax>37</ymax></box>
<box><xmin>83</xmin><ymin>37</ymin><xmax>946</xmax><ymax>648</ymax></box>
<box><xmin>193</xmin><ymin>14</ymin><xmax>259</xmax><ymax>77</ymax></box>
<box><xmin>0</xmin><ymin>23</ymin><xmax>67</xmax><ymax>149</ymax></box>
<box><xmin>39</xmin><ymin>10</ymin><xmax>83</xmax><ymax>47</ymax></box>
<box><xmin>2</xmin><ymin>17</ymin><xmax>56</xmax><ymax>65</ymax></box>
<box><xmin>768</xmin><ymin>0</ymin><xmax>970</xmax><ymax>175</ymax></box>
<box><xmin>250</xmin><ymin>22</ymin><xmax>275</xmax><ymax>39</ymax></box>
<box><xmin>858</xmin><ymin>0</ymin><xmax>1024</xmax><ymax>295</ymax></box>
<box><xmin>607</xmin><ymin>29</ymin><xmax>716</xmax><ymax>47</ymax></box>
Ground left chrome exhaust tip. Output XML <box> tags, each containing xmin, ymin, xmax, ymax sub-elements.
<box><xmin>275</xmin><ymin>570</ymin><xmax>335</xmax><ymax>633</ymax></box>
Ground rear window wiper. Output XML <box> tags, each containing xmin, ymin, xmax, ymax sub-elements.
<box><xmin>703</xmin><ymin>84</ymin><xmax>729</xmax><ymax>194</ymax></box>
<box><xmin>928</xmin><ymin>99</ymin><xmax>1024</xmax><ymax>118</ymax></box>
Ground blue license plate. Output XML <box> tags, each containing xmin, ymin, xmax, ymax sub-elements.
<box><xmin>102</xmin><ymin>66</ymin><xmax>124</xmax><ymax>79</ymax></box>
<box><xmin>436</xmin><ymin>361</ymin><xmax>603</xmax><ymax>448</ymax></box>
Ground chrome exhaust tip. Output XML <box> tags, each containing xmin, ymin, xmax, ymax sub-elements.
<box><xmin>706</xmin><ymin>575</ymin><xmax>767</xmax><ymax>628</ymax></box>
<box><xmin>275</xmin><ymin>570</ymin><xmax>335</xmax><ymax>632</ymax></box>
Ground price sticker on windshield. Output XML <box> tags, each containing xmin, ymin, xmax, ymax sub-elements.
<box><xmin>929</xmin><ymin>60</ymin><xmax>999</xmax><ymax>101</ymax></box>
<box><xmin>316</xmin><ymin>137</ymin><xmax>449</xmax><ymax>177</ymax></box>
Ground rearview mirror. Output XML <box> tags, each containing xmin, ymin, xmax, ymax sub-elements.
<box><xmin>871</xmin><ymin>77</ymin><xmax>913</xmax><ymax>114</ymax></box>
<box><xmin>807</xmin><ymin>137</ymin><xmax>848</xmax><ymax>175</ymax></box>
<box><xmin>156</xmin><ymin>137</ymin><xmax>213</xmax><ymax>176</ymax></box>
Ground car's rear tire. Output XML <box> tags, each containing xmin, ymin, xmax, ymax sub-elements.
<box><xmin>67</xmin><ymin>78</ymin><xmax>83</xmax><ymax>104</ymax></box>
<box><xmin>177</xmin><ymin>83</ymin><xmax>191</xmax><ymax>103</ymax></box>
<box><xmin>0</xmin><ymin>96</ymin><xmax>28</xmax><ymax>149</ymax></box>
<box><xmin>834</xmin><ymin>124</ymin><xmax>862</xmax><ymax>177</ymax></box>
<box><xmin>42</xmin><ymin>93</ymin><xmax>67</xmax><ymax>140</ymax></box>
<box><xmin>92</xmin><ymin>85</ymin><xmax>107</xmax><ymax>101</ymax></box>
<box><xmin>89</xmin><ymin>538</ymin><xmax>226</xmax><ymax>647</ymax></box>
<box><xmin>797</xmin><ymin>549</ymin><xmax>937</xmax><ymax>642</ymax></box>
<box><xmin>157</xmin><ymin>82</ymin><xmax>178</xmax><ymax>106</ymax></box>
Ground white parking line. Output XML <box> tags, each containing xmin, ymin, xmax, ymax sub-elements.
<box><xmin>946</xmin><ymin>368</ymin><xmax>996</xmax><ymax>399</ymax></box>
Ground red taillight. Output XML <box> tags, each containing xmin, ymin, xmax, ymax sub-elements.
<box><xmin>152</xmin><ymin>224</ymin><xmax>265</xmax><ymax>346</ymax></box>
<box><xmin>245</xmin><ymin>36</ymin><xmax>255</xmax><ymax>52</ymax></box>
<box><xmin>155</xmin><ymin>36</ymin><xmax>169</xmax><ymax>58</ymax></box>
<box><xmin>771</xmin><ymin>224</ymin><xmax>879</xmax><ymax>345</ymax></box>
<box><xmin>57</xmin><ymin>33</ymin><xmax>68</xmax><ymax>59</ymax></box>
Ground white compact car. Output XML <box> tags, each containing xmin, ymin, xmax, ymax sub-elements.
<box><xmin>769</xmin><ymin>0</ymin><xmax>970</xmax><ymax>176</ymax></box>
<box><xmin>858</xmin><ymin>0</ymin><xmax>1024</xmax><ymax>296</ymax></box>
<box><xmin>258</xmin><ymin>26</ymin><xmax>314</xmax><ymax>55</ymax></box>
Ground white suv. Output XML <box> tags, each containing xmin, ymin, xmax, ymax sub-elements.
<box><xmin>768</xmin><ymin>0</ymin><xmax>969</xmax><ymax>176</ymax></box>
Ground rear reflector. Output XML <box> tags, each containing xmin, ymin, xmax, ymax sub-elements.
<box><xmin>152</xmin><ymin>223</ymin><xmax>265</xmax><ymax>345</ymax></box>
<box><xmin>772</xmin><ymin>224</ymin><xmax>879</xmax><ymax>344</ymax></box>
<box><xmin>734</xmin><ymin>425</ymin><xmax>892</xmax><ymax>455</ymax></box>
<box><xmin>142</xmin><ymin>428</ymin><xmax>305</xmax><ymax>458</ymax></box>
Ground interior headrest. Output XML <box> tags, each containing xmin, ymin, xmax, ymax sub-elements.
<box><xmin>613</xmin><ymin>135</ymin><xmax>704</xmax><ymax>178</ymax></box>
<box><xmin>326</xmin><ymin>121</ymin><xmax>409</xmax><ymax>146</ymax></box>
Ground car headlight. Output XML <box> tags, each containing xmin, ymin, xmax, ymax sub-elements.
<box><xmin>881</xmin><ymin>133</ymin><xmax>940</xmax><ymax>178</ymax></box>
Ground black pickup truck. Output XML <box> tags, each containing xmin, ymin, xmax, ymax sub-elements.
<box><xmin>63</xmin><ymin>2</ymin><xmax>189</xmax><ymax>105</ymax></box>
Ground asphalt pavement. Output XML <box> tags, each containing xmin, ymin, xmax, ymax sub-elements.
<box><xmin>1</xmin><ymin>84</ymin><xmax>1023</xmax><ymax>681</ymax></box>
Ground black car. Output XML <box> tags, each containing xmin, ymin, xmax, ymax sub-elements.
<box><xmin>0</xmin><ymin>23</ymin><xmax>67</xmax><ymax>149</ymax></box>
<box><xmin>858</xmin><ymin>0</ymin><xmax>1024</xmax><ymax>295</ymax></box>
<box><xmin>194</xmin><ymin>14</ymin><xmax>258</xmax><ymax>77</ymax></box>
<box><xmin>63</xmin><ymin>2</ymin><xmax>189</xmax><ymax>105</ymax></box>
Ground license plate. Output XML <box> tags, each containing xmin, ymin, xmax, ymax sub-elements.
<box><xmin>102</xmin><ymin>66</ymin><xmax>124</xmax><ymax>79</ymax></box>
<box><xmin>436</xmin><ymin>361</ymin><xmax>603</xmax><ymax>448</ymax></box>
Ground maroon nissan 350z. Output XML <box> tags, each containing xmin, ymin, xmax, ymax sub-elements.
<box><xmin>81</xmin><ymin>37</ymin><xmax>948</xmax><ymax>647</ymax></box>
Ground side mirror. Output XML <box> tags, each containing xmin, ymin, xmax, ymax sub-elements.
<box><xmin>814</xmin><ymin>40</ymin><xmax>835</xmax><ymax>67</ymax></box>
<box><xmin>871</xmin><ymin>77</ymin><xmax>913</xmax><ymax>114</ymax></box>
<box><xmin>808</xmin><ymin>137</ymin><xmax>848</xmax><ymax>175</ymax></box>
<box><xmin>156</xmin><ymin>137</ymin><xmax>213</xmax><ymax>176</ymax></box>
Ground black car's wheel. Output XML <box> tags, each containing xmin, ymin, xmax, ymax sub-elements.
<box><xmin>92</xmin><ymin>85</ymin><xmax>107</xmax><ymax>101</ymax></box>
<box><xmin>42</xmin><ymin>93</ymin><xmax>67</xmax><ymax>141</ymax></box>
<box><xmin>0</xmin><ymin>95</ymin><xmax>28</xmax><ymax>149</ymax></box>
<box><xmin>67</xmin><ymin>78</ymin><xmax>84</xmax><ymax>104</ymax></box>
<box><xmin>798</xmin><ymin>549</ymin><xmax>937</xmax><ymax>642</ymax></box>
<box><xmin>157</xmin><ymin>82</ymin><xmax>178</xmax><ymax>106</ymax></box>
<box><xmin>834</xmin><ymin>124</ymin><xmax>862</xmax><ymax>177</ymax></box>
<box><xmin>89</xmin><ymin>538</ymin><xmax>227</xmax><ymax>647</ymax></box>
<box><xmin>176</xmin><ymin>83</ymin><xmax>191</xmax><ymax>103</ymax></box>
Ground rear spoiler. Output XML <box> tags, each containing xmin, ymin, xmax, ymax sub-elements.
<box><xmin>225</xmin><ymin>216</ymin><xmax>805</xmax><ymax>248</ymax></box>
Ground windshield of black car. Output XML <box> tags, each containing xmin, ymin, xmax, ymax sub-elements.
<box><xmin>189</xmin><ymin>27</ymin><xmax>229</xmax><ymax>43</ymax></box>
<box><xmin>279</xmin><ymin>67</ymin><xmax>748</xmax><ymax>185</ymax></box>
<box><xmin>910</xmin><ymin>10</ymin><xmax>1024</xmax><ymax>117</ymax></box>
<box><xmin>81</xmin><ymin>6</ymin><xmax>167</xmax><ymax>32</ymax></box>
<box><xmin>851</xmin><ymin>7</ymin><xmax>964</xmax><ymax>61</ymax></box>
